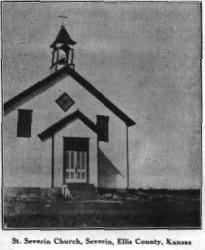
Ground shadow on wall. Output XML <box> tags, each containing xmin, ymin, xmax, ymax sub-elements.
<box><xmin>98</xmin><ymin>149</ymin><xmax>122</xmax><ymax>189</ymax></box>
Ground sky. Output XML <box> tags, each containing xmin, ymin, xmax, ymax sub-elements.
<box><xmin>2</xmin><ymin>2</ymin><xmax>202</xmax><ymax>189</ymax></box>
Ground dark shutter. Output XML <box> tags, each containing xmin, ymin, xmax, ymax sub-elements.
<box><xmin>97</xmin><ymin>115</ymin><xmax>109</xmax><ymax>142</ymax></box>
<box><xmin>18</xmin><ymin>109</ymin><xmax>32</xmax><ymax>123</ymax></box>
<box><xmin>17</xmin><ymin>109</ymin><xmax>32</xmax><ymax>138</ymax></box>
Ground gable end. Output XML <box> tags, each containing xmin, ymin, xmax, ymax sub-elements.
<box><xmin>38</xmin><ymin>110</ymin><xmax>98</xmax><ymax>141</ymax></box>
<box><xmin>4</xmin><ymin>65</ymin><xmax>136</xmax><ymax>127</ymax></box>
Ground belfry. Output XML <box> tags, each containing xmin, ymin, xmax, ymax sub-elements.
<box><xmin>50</xmin><ymin>25</ymin><xmax>76</xmax><ymax>74</ymax></box>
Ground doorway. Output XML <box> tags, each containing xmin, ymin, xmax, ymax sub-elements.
<box><xmin>63</xmin><ymin>137</ymin><xmax>89</xmax><ymax>183</ymax></box>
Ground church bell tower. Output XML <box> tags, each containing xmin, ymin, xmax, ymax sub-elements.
<box><xmin>50</xmin><ymin>25</ymin><xmax>76</xmax><ymax>74</ymax></box>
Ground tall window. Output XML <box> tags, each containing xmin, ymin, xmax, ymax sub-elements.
<box><xmin>97</xmin><ymin>115</ymin><xmax>109</xmax><ymax>142</ymax></box>
<box><xmin>17</xmin><ymin>109</ymin><xmax>32</xmax><ymax>138</ymax></box>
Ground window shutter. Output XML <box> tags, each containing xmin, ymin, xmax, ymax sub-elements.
<box><xmin>18</xmin><ymin>109</ymin><xmax>32</xmax><ymax>123</ymax></box>
<box><xmin>97</xmin><ymin>115</ymin><xmax>109</xmax><ymax>142</ymax></box>
<box><xmin>17</xmin><ymin>109</ymin><xmax>32</xmax><ymax>138</ymax></box>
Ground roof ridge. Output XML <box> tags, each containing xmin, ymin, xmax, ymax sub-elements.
<box><xmin>4</xmin><ymin>65</ymin><xmax>136</xmax><ymax>127</ymax></box>
<box><xmin>4</xmin><ymin>66</ymin><xmax>68</xmax><ymax>116</ymax></box>
<box><xmin>65</xmin><ymin>66</ymin><xmax>136</xmax><ymax>127</ymax></box>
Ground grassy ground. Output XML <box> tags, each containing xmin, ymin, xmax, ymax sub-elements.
<box><xmin>3</xmin><ymin>189</ymin><xmax>201</xmax><ymax>229</ymax></box>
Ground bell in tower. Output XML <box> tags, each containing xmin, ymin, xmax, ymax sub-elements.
<box><xmin>50</xmin><ymin>25</ymin><xmax>76</xmax><ymax>74</ymax></box>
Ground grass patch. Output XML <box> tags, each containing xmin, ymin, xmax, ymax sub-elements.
<box><xmin>3</xmin><ymin>189</ymin><xmax>201</xmax><ymax>229</ymax></box>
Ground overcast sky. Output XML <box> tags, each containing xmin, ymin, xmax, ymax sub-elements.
<box><xmin>2</xmin><ymin>2</ymin><xmax>202</xmax><ymax>189</ymax></box>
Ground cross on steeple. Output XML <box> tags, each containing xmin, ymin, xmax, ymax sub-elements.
<box><xmin>58</xmin><ymin>15</ymin><xmax>68</xmax><ymax>26</ymax></box>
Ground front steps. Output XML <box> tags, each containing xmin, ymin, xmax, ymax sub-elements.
<box><xmin>63</xmin><ymin>183</ymin><xmax>98</xmax><ymax>200</ymax></box>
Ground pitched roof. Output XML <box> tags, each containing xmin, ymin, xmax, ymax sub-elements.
<box><xmin>50</xmin><ymin>25</ymin><xmax>76</xmax><ymax>48</ymax></box>
<box><xmin>38</xmin><ymin>110</ymin><xmax>97</xmax><ymax>141</ymax></box>
<box><xmin>4</xmin><ymin>66</ymin><xmax>69</xmax><ymax>116</ymax></box>
<box><xmin>4</xmin><ymin>65</ymin><xmax>136</xmax><ymax>127</ymax></box>
<box><xmin>66</xmin><ymin>66</ymin><xmax>136</xmax><ymax>127</ymax></box>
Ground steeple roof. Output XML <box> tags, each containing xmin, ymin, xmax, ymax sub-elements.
<box><xmin>50</xmin><ymin>25</ymin><xmax>76</xmax><ymax>48</ymax></box>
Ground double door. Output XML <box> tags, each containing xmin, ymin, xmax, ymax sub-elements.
<box><xmin>64</xmin><ymin>138</ymin><xmax>89</xmax><ymax>183</ymax></box>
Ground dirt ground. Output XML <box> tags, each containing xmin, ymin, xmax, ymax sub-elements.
<box><xmin>3</xmin><ymin>189</ymin><xmax>201</xmax><ymax>229</ymax></box>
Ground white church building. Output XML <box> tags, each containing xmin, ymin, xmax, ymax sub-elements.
<box><xmin>3</xmin><ymin>25</ymin><xmax>135</xmax><ymax>198</ymax></box>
